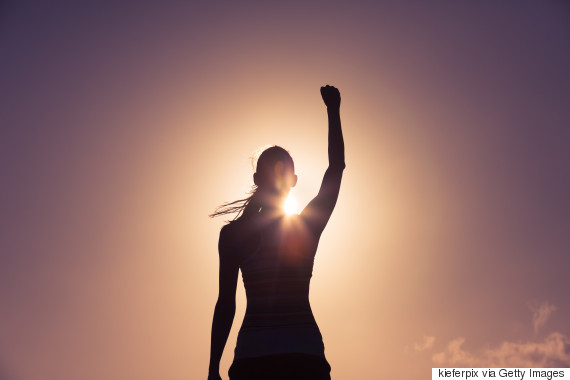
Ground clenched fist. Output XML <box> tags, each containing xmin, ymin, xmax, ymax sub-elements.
<box><xmin>320</xmin><ymin>85</ymin><xmax>341</xmax><ymax>109</ymax></box>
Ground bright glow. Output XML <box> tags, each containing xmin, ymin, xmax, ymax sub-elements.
<box><xmin>283</xmin><ymin>192</ymin><xmax>298</xmax><ymax>215</ymax></box>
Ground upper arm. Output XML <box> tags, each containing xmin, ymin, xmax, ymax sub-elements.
<box><xmin>300</xmin><ymin>165</ymin><xmax>345</xmax><ymax>236</ymax></box>
<box><xmin>217</xmin><ymin>226</ymin><xmax>239</xmax><ymax>304</ymax></box>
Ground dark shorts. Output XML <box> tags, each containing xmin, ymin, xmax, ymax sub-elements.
<box><xmin>229</xmin><ymin>353</ymin><xmax>331</xmax><ymax>380</ymax></box>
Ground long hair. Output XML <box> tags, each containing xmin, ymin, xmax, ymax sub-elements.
<box><xmin>209</xmin><ymin>146</ymin><xmax>293</xmax><ymax>222</ymax></box>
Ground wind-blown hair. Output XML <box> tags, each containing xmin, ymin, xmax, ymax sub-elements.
<box><xmin>209</xmin><ymin>146</ymin><xmax>294</xmax><ymax>222</ymax></box>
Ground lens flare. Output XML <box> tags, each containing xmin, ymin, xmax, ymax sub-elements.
<box><xmin>283</xmin><ymin>192</ymin><xmax>298</xmax><ymax>215</ymax></box>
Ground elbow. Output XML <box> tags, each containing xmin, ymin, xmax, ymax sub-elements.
<box><xmin>330</xmin><ymin>161</ymin><xmax>346</xmax><ymax>171</ymax></box>
<box><xmin>216</xmin><ymin>296</ymin><xmax>236</xmax><ymax>313</ymax></box>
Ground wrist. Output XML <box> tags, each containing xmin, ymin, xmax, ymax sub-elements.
<box><xmin>327</xmin><ymin>106</ymin><xmax>340</xmax><ymax>113</ymax></box>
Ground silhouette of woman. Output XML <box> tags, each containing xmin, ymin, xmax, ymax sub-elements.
<box><xmin>208</xmin><ymin>85</ymin><xmax>345</xmax><ymax>380</ymax></box>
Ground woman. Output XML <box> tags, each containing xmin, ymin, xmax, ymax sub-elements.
<box><xmin>208</xmin><ymin>85</ymin><xmax>345</xmax><ymax>380</ymax></box>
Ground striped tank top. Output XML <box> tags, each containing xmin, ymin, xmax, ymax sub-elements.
<box><xmin>234</xmin><ymin>214</ymin><xmax>325</xmax><ymax>360</ymax></box>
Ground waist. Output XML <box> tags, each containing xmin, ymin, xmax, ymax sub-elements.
<box><xmin>241</xmin><ymin>308</ymin><xmax>317</xmax><ymax>330</ymax></box>
<box><xmin>234</xmin><ymin>324</ymin><xmax>325</xmax><ymax>360</ymax></box>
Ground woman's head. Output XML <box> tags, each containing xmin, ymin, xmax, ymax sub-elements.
<box><xmin>209</xmin><ymin>145</ymin><xmax>297</xmax><ymax>221</ymax></box>
<box><xmin>253</xmin><ymin>146</ymin><xmax>297</xmax><ymax>198</ymax></box>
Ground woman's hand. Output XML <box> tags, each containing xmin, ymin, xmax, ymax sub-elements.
<box><xmin>321</xmin><ymin>84</ymin><xmax>341</xmax><ymax>109</ymax></box>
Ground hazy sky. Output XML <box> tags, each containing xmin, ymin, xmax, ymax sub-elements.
<box><xmin>1</xmin><ymin>1</ymin><xmax>569</xmax><ymax>379</ymax></box>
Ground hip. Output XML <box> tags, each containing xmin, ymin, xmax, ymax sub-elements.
<box><xmin>229</xmin><ymin>353</ymin><xmax>331</xmax><ymax>380</ymax></box>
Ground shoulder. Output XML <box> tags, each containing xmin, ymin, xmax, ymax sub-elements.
<box><xmin>218</xmin><ymin>222</ymin><xmax>238</xmax><ymax>251</ymax></box>
<box><xmin>295</xmin><ymin>213</ymin><xmax>322</xmax><ymax>238</ymax></box>
<box><xmin>219</xmin><ymin>222</ymin><xmax>233</xmax><ymax>240</ymax></box>
<box><xmin>220</xmin><ymin>218</ymin><xmax>249</xmax><ymax>240</ymax></box>
<box><xmin>218</xmin><ymin>217</ymin><xmax>260</xmax><ymax>261</ymax></box>
<box><xmin>217</xmin><ymin>222</ymin><xmax>233</xmax><ymax>254</ymax></box>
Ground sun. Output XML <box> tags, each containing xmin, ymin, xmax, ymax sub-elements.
<box><xmin>283</xmin><ymin>192</ymin><xmax>298</xmax><ymax>215</ymax></box>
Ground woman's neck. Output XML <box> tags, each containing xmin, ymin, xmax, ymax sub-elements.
<box><xmin>256</xmin><ymin>190</ymin><xmax>286</xmax><ymax>216</ymax></box>
<box><xmin>259</xmin><ymin>203</ymin><xmax>285</xmax><ymax>216</ymax></box>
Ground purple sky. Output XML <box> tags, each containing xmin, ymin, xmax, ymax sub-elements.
<box><xmin>1</xmin><ymin>1</ymin><xmax>569</xmax><ymax>379</ymax></box>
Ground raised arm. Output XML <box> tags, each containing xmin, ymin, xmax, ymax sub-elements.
<box><xmin>300</xmin><ymin>85</ymin><xmax>345</xmax><ymax>236</ymax></box>
<box><xmin>208</xmin><ymin>226</ymin><xmax>239</xmax><ymax>380</ymax></box>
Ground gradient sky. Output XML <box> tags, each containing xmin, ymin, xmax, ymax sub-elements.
<box><xmin>1</xmin><ymin>1</ymin><xmax>569</xmax><ymax>379</ymax></box>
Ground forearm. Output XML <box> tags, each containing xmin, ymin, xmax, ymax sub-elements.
<box><xmin>208</xmin><ymin>299</ymin><xmax>236</xmax><ymax>373</ymax></box>
<box><xmin>327</xmin><ymin>106</ymin><xmax>345</xmax><ymax>169</ymax></box>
